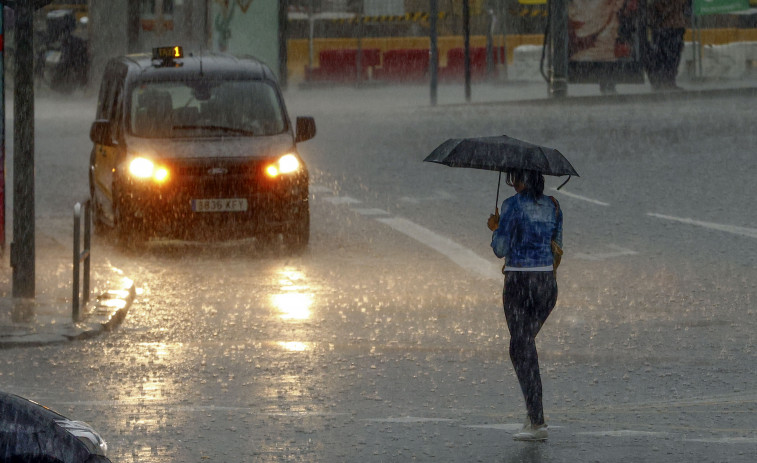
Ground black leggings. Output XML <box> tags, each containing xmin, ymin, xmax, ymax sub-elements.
<box><xmin>503</xmin><ymin>271</ymin><xmax>558</xmax><ymax>426</ymax></box>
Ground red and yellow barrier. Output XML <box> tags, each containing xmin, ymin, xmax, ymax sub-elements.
<box><xmin>288</xmin><ymin>29</ymin><xmax>757</xmax><ymax>84</ymax></box>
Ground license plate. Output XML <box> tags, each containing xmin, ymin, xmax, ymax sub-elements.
<box><xmin>191</xmin><ymin>198</ymin><xmax>248</xmax><ymax>212</ymax></box>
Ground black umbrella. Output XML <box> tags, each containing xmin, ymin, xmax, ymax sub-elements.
<box><xmin>0</xmin><ymin>391</ymin><xmax>111</xmax><ymax>462</ymax></box>
<box><xmin>424</xmin><ymin>135</ymin><xmax>579</xmax><ymax>209</ymax></box>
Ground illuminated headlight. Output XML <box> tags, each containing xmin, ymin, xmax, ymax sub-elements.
<box><xmin>128</xmin><ymin>157</ymin><xmax>170</xmax><ymax>183</ymax></box>
<box><xmin>266</xmin><ymin>153</ymin><xmax>301</xmax><ymax>178</ymax></box>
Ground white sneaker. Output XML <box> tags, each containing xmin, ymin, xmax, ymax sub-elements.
<box><xmin>513</xmin><ymin>422</ymin><xmax>548</xmax><ymax>441</ymax></box>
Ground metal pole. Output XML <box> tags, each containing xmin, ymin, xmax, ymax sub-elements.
<box><xmin>278</xmin><ymin>0</ymin><xmax>288</xmax><ymax>89</ymax></box>
<box><xmin>1</xmin><ymin>5</ymin><xmax>5</xmax><ymax>252</ymax></box>
<box><xmin>696</xmin><ymin>15</ymin><xmax>703</xmax><ymax>79</ymax></box>
<box><xmin>692</xmin><ymin>13</ymin><xmax>698</xmax><ymax>79</ymax></box>
<box><xmin>83</xmin><ymin>201</ymin><xmax>90</xmax><ymax>307</ymax></box>
<box><xmin>73</xmin><ymin>203</ymin><xmax>81</xmax><ymax>320</ymax></box>
<box><xmin>12</xmin><ymin>0</ymin><xmax>35</xmax><ymax>298</ymax></box>
<box><xmin>308</xmin><ymin>0</ymin><xmax>315</xmax><ymax>74</ymax></box>
<box><xmin>486</xmin><ymin>8</ymin><xmax>494</xmax><ymax>77</ymax></box>
<box><xmin>430</xmin><ymin>0</ymin><xmax>438</xmax><ymax>106</ymax></box>
<box><xmin>548</xmin><ymin>0</ymin><xmax>568</xmax><ymax>98</ymax></box>
<box><xmin>463</xmin><ymin>0</ymin><xmax>471</xmax><ymax>102</ymax></box>
<box><xmin>499</xmin><ymin>0</ymin><xmax>508</xmax><ymax>80</ymax></box>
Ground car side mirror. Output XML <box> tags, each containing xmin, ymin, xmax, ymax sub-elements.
<box><xmin>90</xmin><ymin>119</ymin><xmax>114</xmax><ymax>146</ymax></box>
<box><xmin>295</xmin><ymin>117</ymin><xmax>316</xmax><ymax>143</ymax></box>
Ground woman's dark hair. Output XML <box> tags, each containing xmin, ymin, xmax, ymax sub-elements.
<box><xmin>506</xmin><ymin>169</ymin><xmax>545</xmax><ymax>199</ymax></box>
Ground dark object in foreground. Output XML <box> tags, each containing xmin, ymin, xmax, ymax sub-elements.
<box><xmin>0</xmin><ymin>391</ymin><xmax>111</xmax><ymax>462</ymax></box>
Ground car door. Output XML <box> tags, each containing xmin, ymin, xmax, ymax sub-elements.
<box><xmin>92</xmin><ymin>63</ymin><xmax>127</xmax><ymax>224</ymax></box>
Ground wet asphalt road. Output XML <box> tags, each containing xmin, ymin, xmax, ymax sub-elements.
<box><xmin>2</xmin><ymin>86</ymin><xmax>756</xmax><ymax>462</ymax></box>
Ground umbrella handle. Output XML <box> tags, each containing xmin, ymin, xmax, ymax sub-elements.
<box><xmin>557</xmin><ymin>175</ymin><xmax>572</xmax><ymax>190</ymax></box>
<box><xmin>495</xmin><ymin>171</ymin><xmax>502</xmax><ymax>212</ymax></box>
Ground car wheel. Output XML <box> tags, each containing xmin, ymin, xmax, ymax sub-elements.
<box><xmin>114</xmin><ymin>187</ymin><xmax>146</xmax><ymax>250</ymax></box>
<box><xmin>282</xmin><ymin>203</ymin><xmax>309</xmax><ymax>253</ymax></box>
<box><xmin>91</xmin><ymin>198</ymin><xmax>108</xmax><ymax>236</ymax></box>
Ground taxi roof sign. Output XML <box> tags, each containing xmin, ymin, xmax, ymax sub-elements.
<box><xmin>153</xmin><ymin>46</ymin><xmax>184</xmax><ymax>62</ymax></box>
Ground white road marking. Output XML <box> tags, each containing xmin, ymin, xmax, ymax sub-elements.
<box><xmin>376</xmin><ymin>217</ymin><xmax>502</xmax><ymax>281</ymax></box>
<box><xmin>648</xmin><ymin>213</ymin><xmax>757</xmax><ymax>239</ymax></box>
<box><xmin>310</xmin><ymin>185</ymin><xmax>333</xmax><ymax>194</ymax></box>
<box><xmin>464</xmin><ymin>423</ymin><xmax>523</xmax><ymax>431</ymax></box>
<box><xmin>323</xmin><ymin>196</ymin><xmax>362</xmax><ymax>205</ymax></box>
<box><xmin>400</xmin><ymin>190</ymin><xmax>454</xmax><ymax>204</ymax></box>
<box><xmin>573</xmin><ymin>244</ymin><xmax>638</xmax><ymax>261</ymax></box>
<box><xmin>684</xmin><ymin>437</ymin><xmax>757</xmax><ymax>444</ymax></box>
<box><xmin>363</xmin><ymin>416</ymin><xmax>455</xmax><ymax>424</ymax></box>
<box><xmin>551</xmin><ymin>188</ymin><xmax>610</xmax><ymax>206</ymax></box>
<box><xmin>352</xmin><ymin>208</ymin><xmax>390</xmax><ymax>216</ymax></box>
<box><xmin>577</xmin><ymin>430</ymin><xmax>669</xmax><ymax>438</ymax></box>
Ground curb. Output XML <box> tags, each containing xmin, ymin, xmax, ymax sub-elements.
<box><xmin>0</xmin><ymin>280</ymin><xmax>136</xmax><ymax>349</ymax></box>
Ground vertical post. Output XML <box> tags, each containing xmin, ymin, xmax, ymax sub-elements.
<box><xmin>691</xmin><ymin>12</ymin><xmax>698</xmax><ymax>79</ymax></box>
<box><xmin>83</xmin><ymin>201</ymin><xmax>91</xmax><ymax>307</ymax></box>
<box><xmin>429</xmin><ymin>0</ymin><xmax>438</xmax><ymax>106</ymax></box>
<box><xmin>486</xmin><ymin>8</ymin><xmax>494</xmax><ymax>77</ymax></box>
<box><xmin>308</xmin><ymin>0</ymin><xmax>315</xmax><ymax>76</ymax></box>
<box><xmin>499</xmin><ymin>0</ymin><xmax>508</xmax><ymax>81</ymax></box>
<box><xmin>695</xmin><ymin>14</ymin><xmax>703</xmax><ymax>79</ymax></box>
<box><xmin>463</xmin><ymin>0</ymin><xmax>471</xmax><ymax>102</ymax></box>
<box><xmin>356</xmin><ymin>3</ymin><xmax>363</xmax><ymax>86</ymax></box>
<box><xmin>0</xmin><ymin>6</ymin><xmax>5</xmax><ymax>252</ymax></box>
<box><xmin>278</xmin><ymin>0</ymin><xmax>288</xmax><ymax>89</ymax></box>
<box><xmin>127</xmin><ymin>0</ymin><xmax>140</xmax><ymax>53</ymax></box>
<box><xmin>73</xmin><ymin>203</ymin><xmax>81</xmax><ymax>321</ymax></box>
<box><xmin>12</xmin><ymin>0</ymin><xmax>35</xmax><ymax>298</ymax></box>
<box><xmin>548</xmin><ymin>0</ymin><xmax>568</xmax><ymax>98</ymax></box>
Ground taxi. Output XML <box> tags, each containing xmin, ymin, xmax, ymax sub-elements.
<box><xmin>88</xmin><ymin>47</ymin><xmax>315</xmax><ymax>249</ymax></box>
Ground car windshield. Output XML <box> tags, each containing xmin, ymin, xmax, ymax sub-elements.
<box><xmin>129</xmin><ymin>80</ymin><xmax>286</xmax><ymax>138</ymax></box>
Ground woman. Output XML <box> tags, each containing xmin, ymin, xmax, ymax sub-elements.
<box><xmin>487</xmin><ymin>169</ymin><xmax>562</xmax><ymax>441</ymax></box>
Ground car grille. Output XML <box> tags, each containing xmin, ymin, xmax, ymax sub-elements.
<box><xmin>166</xmin><ymin>157</ymin><xmax>268</xmax><ymax>195</ymax></box>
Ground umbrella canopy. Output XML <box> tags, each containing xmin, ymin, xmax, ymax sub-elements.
<box><xmin>424</xmin><ymin>135</ymin><xmax>579</xmax><ymax>177</ymax></box>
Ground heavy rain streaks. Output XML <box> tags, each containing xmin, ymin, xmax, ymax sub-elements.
<box><xmin>2</xmin><ymin>85</ymin><xmax>757</xmax><ymax>462</ymax></box>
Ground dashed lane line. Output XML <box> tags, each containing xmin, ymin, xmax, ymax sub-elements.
<box><xmin>648</xmin><ymin>213</ymin><xmax>757</xmax><ymax>239</ymax></box>
<box><xmin>49</xmin><ymin>400</ymin><xmax>757</xmax><ymax>444</ymax></box>
<box><xmin>363</xmin><ymin>417</ymin><xmax>454</xmax><ymax>424</ymax></box>
<box><xmin>375</xmin><ymin>216</ymin><xmax>502</xmax><ymax>281</ymax></box>
<box><xmin>573</xmin><ymin>243</ymin><xmax>638</xmax><ymax>261</ymax></box>
<box><xmin>312</xmin><ymin>185</ymin><xmax>499</xmax><ymax>279</ymax></box>
<box><xmin>352</xmin><ymin>208</ymin><xmax>391</xmax><ymax>216</ymax></box>
<box><xmin>322</xmin><ymin>195</ymin><xmax>362</xmax><ymax>205</ymax></box>
<box><xmin>551</xmin><ymin>188</ymin><xmax>610</xmax><ymax>206</ymax></box>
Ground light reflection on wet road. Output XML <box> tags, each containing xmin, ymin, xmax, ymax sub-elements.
<box><xmin>2</xmin><ymin>89</ymin><xmax>756</xmax><ymax>461</ymax></box>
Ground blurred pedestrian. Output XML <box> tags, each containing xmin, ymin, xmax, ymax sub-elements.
<box><xmin>487</xmin><ymin>169</ymin><xmax>562</xmax><ymax>441</ymax></box>
<box><xmin>647</xmin><ymin>0</ymin><xmax>691</xmax><ymax>90</ymax></box>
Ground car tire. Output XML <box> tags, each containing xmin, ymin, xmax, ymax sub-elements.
<box><xmin>282</xmin><ymin>202</ymin><xmax>310</xmax><ymax>253</ymax></box>
<box><xmin>91</xmin><ymin>198</ymin><xmax>108</xmax><ymax>236</ymax></box>
<box><xmin>114</xmin><ymin>187</ymin><xmax>146</xmax><ymax>250</ymax></box>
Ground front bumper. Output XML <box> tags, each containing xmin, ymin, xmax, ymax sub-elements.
<box><xmin>118</xmin><ymin>157</ymin><xmax>308</xmax><ymax>240</ymax></box>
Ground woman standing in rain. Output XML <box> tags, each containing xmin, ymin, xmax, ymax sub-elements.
<box><xmin>487</xmin><ymin>169</ymin><xmax>562</xmax><ymax>441</ymax></box>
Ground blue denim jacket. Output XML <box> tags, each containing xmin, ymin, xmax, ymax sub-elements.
<box><xmin>491</xmin><ymin>192</ymin><xmax>562</xmax><ymax>268</ymax></box>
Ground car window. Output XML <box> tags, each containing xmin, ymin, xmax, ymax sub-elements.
<box><xmin>128</xmin><ymin>80</ymin><xmax>286</xmax><ymax>138</ymax></box>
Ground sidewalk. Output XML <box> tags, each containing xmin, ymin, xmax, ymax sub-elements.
<box><xmin>0</xmin><ymin>229</ymin><xmax>135</xmax><ymax>349</ymax></box>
